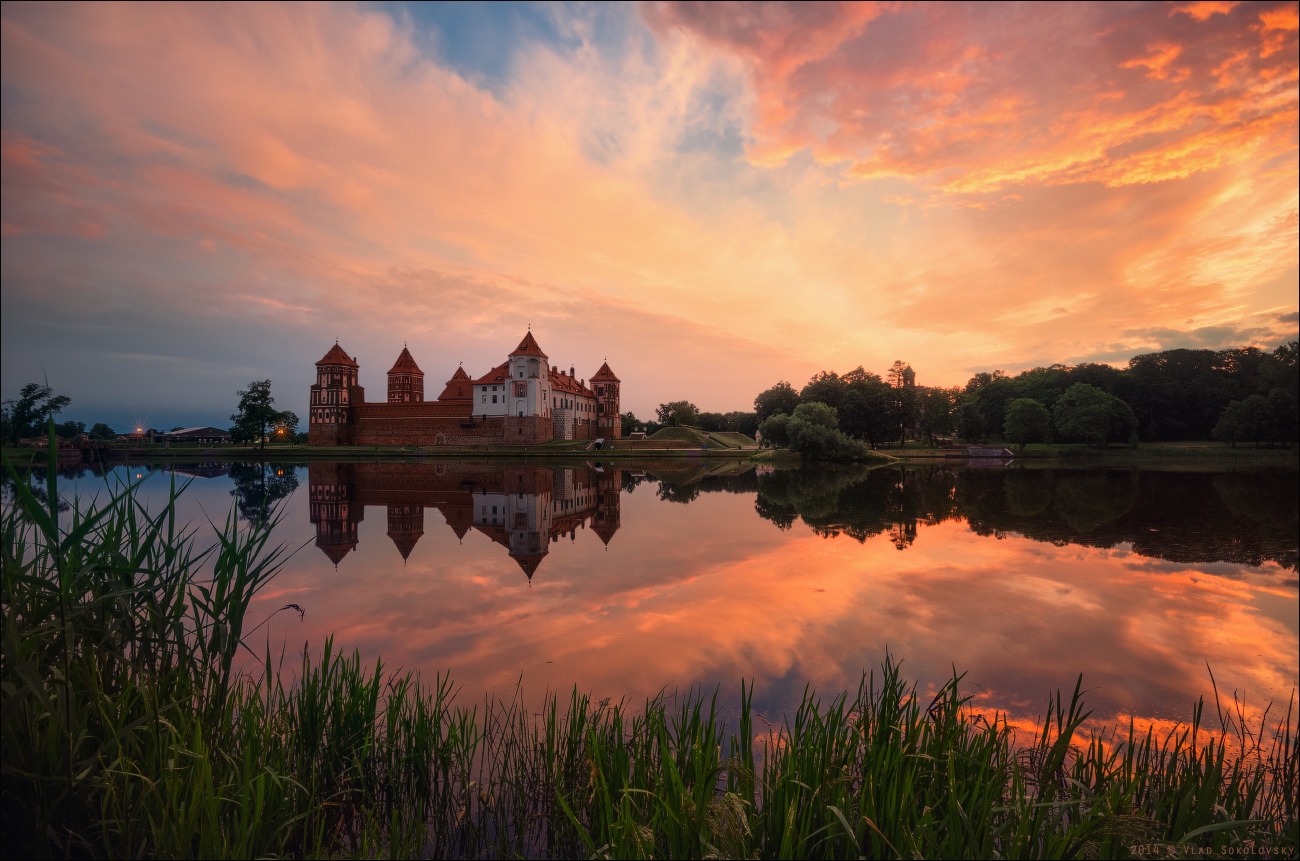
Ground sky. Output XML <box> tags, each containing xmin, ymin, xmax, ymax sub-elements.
<box><xmin>2</xmin><ymin>1</ymin><xmax>1297</xmax><ymax>430</ymax></box>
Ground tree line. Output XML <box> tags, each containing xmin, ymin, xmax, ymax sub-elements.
<box><xmin>1</xmin><ymin>379</ymin><xmax>301</xmax><ymax>447</ymax></box>
<box><xmin>749</xmin><ymin>342</ymin><xmax>1299</xmax><ymax>451</ymax></box>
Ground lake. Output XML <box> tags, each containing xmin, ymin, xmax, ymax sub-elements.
<box><xmin>57</xmin><ymin>458</ymin><xmax>1299</xmax><ymax>733</ymax></box>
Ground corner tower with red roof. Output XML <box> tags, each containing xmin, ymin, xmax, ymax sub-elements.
<box><xmin>387</xmin><ymin>347</ymin><xmax>424</xmax><ymax>403</ymax></box>
<box><xmin>309</xmin><ymin>343</ymin><xmax>360</xmax><ymax>445</ymax></box>
<box><xmin>590</xmin><ymin>362</ymin><xmax>621</xmax><ymax>440</ymax></box>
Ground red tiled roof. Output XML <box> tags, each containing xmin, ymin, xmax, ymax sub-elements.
<box><xmin>510</xmin><ymin>331</ymin><xmax>548</xmax><ymax>358</ymax></box>
<box><xmin>590</xmin><ymin>362</ymin><xmax>619</xmax><ymax>383</ymax></box>
<box><xmin>387</xmin><ymin>347</ymin><xmax>422</xmax><ymax>375</ymax></box>
<box><xmin>470</xmin><ymin>362</ymin><xmax>511</xmax><ymax>386</ymax></box>
<box><xmin>316</xmin><ymin>343</ymin><xmax>358</xmax><ymax>367</ymax></box>
<box><xmin>549</xmin><ymin>368</ymin><xmax>594</xmax><ymax>397</ymax></box>
<box><xmin>437</xmin><ymin>366</ymin><xmax>475</xmax><ymax>402</ymax></box>
<box><xmin>548</xmin><ymin>371</ymin><xmax>595</xmax><ymax>397</ymax></box>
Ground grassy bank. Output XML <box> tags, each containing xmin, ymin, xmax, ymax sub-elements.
<box><xmin>2</xmin><ymin>444</ymin><xmax>1296</xmax><ymax>858</ymax></box>
<box><xmin>881</xmin><ymin>440</ymin><xmax>1298</xmax><ymax>463</ymax></box>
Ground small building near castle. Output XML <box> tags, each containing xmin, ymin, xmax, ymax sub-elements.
<box><xmin>308</xmin><ymin>332</ymin><xmax>621</xmax><ymax>447</ymax></box>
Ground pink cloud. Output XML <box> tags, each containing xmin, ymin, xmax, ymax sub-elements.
<box><xmin>1</xmin><ymin>1</ymin><xmax>1295</xmax><ymax>421</ymax></box>
<box><xmin>649</xmin><ymin>2</ymin><xmax>1298</xmax><ymax>193</ymax></box>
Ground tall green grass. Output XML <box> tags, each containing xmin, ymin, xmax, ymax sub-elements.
<box><xmin>2</xmin><ymin>427</ymin><xmax>1296</xmax><ymax>858</ymax></box>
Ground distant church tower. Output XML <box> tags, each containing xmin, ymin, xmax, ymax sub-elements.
<box><xmin>590</xmin><ymin>362</ymin><xmax>621</xmax><ymax>439</ymax></box>
<box><xmin>387</xmin><ymin>347</ymin><xmax>424</xmax><ymax>402</ymax></box>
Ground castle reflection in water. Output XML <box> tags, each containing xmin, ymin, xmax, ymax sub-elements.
<box><xmin>309</xmin><ymin>462</ymin><xmax>622</xmax><ymax>579</ymax></box>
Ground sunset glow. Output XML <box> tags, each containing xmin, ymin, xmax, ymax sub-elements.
<box><xmin>2</xmin><ymin>1</ymin><xmax>1296</xmax><ymax>425</ymax></box>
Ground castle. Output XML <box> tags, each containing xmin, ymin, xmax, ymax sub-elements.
<box><xmin>308</xmin><ymin>332</ymin><xmax>621</xmax><ymax>447</ymax></box>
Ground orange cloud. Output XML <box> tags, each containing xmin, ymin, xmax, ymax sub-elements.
<box><xmin>650</xmin><ymin>2</ymin><xmax>1297</xmax><ymax>193</ymax></box>
<box><xmin>0</xmin><ymin>2</ymin><xmax>1295</xmax><ymax>425</ymax></box>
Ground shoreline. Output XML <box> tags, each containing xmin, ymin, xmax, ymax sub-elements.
<box><xmin>5</xmin><ymin>440</ymin><xmax>1295</xmax><ymax>469</ymax></box>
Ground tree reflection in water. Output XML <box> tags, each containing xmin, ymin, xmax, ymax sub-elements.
<box><xmin>661</xmin><ymin>464</ymin><xmax>1295</xmax><ymax>570</ymax></box>
<box><xmin>307</xmin><ymin>460</ymin><xmax>1296</xmax><ymax>576</ymax></box>
<box><xmin>229</xmin><ymin>462</ymin><xmax>301</xmax><ymax>527</ymax></box>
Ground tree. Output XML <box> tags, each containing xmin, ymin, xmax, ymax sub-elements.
<box><xmin>88</xmin><ymin>422</ymin><xmax>116</xmax><ymax>440</ymax></box>
<box><xmin>230</xmin><ymin>380</ymin><xmax>293</xmax><ymax>450</ymax></box>
<box><xmin>886</xmin><ymin>385</ymin><xmax>919</xmax><ymax>447</ymax></box>
<box><xmin>757</xmin><ymin>413</ymin><xmax>791</xmax><ymax>447</ymax></box>
<box><xmin>955</xmin><ymin>398</ymin><xmax>986</xmax><ymax>442</ymax></box>
<box><xmin>839</xmin><ymin>375</ymin><xmax>893</xmax><ymax>447</ymax></box>
<box><xmin>1213</xmin><ymin>396</ymin><xmax>1274</xmax><ymax>447</ymax></box>
<box><xmin>1267</xmin><ymin>388</ymin><xmax>1298</xmax><ymax>444</ymax></box>
<box><xmin>228</xmin><ymin>463</ymin><xmax>299</xmax><ymax>526</ymax></box>
<box><xmin>55</xmin><ymin>420</ymin><xmax>86</xmax><ymax>439</ymax></box>
<box><xmin>656</xmin><ymin>401</ymin><xmax>699</xmax><ymax>427</ymax></box>
<box><xmin>783</xmin><ymin>403</ymin><xmax>870</xmax><ymax>460</ymax></box>
<box><xmin>754</xmin><ymin>381</ymin><xmax>799</xmax><ymax>421</ymax></box>
<box><xmin>269</xmin><ymin>411</ymin><xmax>299</xmax><ymax>445</ymax></box>
<box><xmin>1053</xmin><ymin>383</ymin><xmax>1137</xmax><ymax>446</ymax></box>
<box><xmin>2</xmin><ymin>383</ymin><xmax>71</xmax><ymax>443</ymax></box>
<box><xmin>697</xmin><ymin>411</ymin><xmax>727</xmax><ymax>432</ymax></box>
<box><xmin>620</xmin><ymin>412</ymin><xmax>645</xmax><ymax>435</ymax></box>
<box><xmin>800</xmin><ymin>371</ymin><xmax>847</xmax><ymax>409</ymax></box>
<box><xmin>887</xmin><ymin>360</ymin><xmax>909</xmax><ymax>388</ymax></box>
<box><xmin>792</xmin><ymin>401</ymin><xmax>838</xmax><ymax>430</ymax></box>
<box><xmin>917</xmin><ymin>387</ymin><xmax>958</xmax><ymax>445</ymax></box>
<box><xmin>1003</xmin><ymin>398</ymin><xmax>1051</xmax><ymax>451</ymax></box>
<box><xmin>723</xmin><ymin>411</ymin><xmax>760</xmax><ymax>437</ymax></box>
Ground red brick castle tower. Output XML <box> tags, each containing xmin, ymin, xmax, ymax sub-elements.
<box><xmin>590</xmin><ymin>362</ymin><xmax>621</xmax><ymax>439</ymax></box>
<box><xmin>309</xmin><ymin>343</ymin><xmax>360</xmax><ymax>446</ymax></box>
<box><xmin>387</xmin><ymin>347</ymin><xmax>424</xmax><ymax>403</ymax></box>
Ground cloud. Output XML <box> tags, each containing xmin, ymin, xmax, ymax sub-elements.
<box><xmin>1</xmin><ymin>2</ymin><xmax>1296</xmax><ymax>425</ymax></box>
<box><xmin>649</xmin><ymin>2</ymin><xmax>1298</xmax><ymax>193</ymax></box>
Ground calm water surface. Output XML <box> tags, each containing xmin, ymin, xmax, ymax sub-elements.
<box><xmin>63</xmin><ymin>459</ymin><xmax>1299</xmax><ymax>729</ymax></box>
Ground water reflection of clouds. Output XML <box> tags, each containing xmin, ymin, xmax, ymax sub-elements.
<box><xmin>60</xmin><ymin>461</ymin><xmax>1297</xmax><ymax>729</ymax></box>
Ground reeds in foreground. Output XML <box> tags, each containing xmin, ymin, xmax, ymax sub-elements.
<box><xmin>2</xmin><ymin>431</ymin><xmax>1296</xmax><ymax>859</ymax></box>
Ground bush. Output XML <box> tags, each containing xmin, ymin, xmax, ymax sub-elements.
<box><xmin>757</xmin><ymin>413</ymin><xmax>791</xmax><ymax>447</ymax></box>
<box><xmin>758</xmin><ymin>403</ymin><xmax>872</xmax><ymax>460</ymax></box>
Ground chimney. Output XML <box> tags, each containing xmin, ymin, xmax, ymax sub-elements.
<box><xmin>569</xmin><ymin>366</ymin><xmax>575</xmax><ymax>377</ymax></box>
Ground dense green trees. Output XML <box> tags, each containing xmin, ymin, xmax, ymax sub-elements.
<box><xmin>1213</xmin><ymin>388</ymin><xmax>1299</xmax><ymax>447</ymax></box>
<box><xmin>753</xmin><ymin>381</ymin><xmax>799</xmax><ymax>421</ymax></box>
<box><xmin>697</xmin><ymin>411</ymin><xmax>760</xmax><ymax>436</ymax></box>
<box><xmin>954</xmin><ymin>342</ymin><xmax>1297</xmax><ymax>443</ymax></box>
<box><xmin>1052</xmin><ymin>384</ymin><xmax>1138</xmax><ymax>446</ymax></box>
<box><xmin>1003</xmin><ymin>398</ymin><xmax>1052</xmax><ymax>450</ymax></box>
<box><xmin>655</xmin><ymin>401</ymin><xmax>700</xmax><ymax>427</ymax></box>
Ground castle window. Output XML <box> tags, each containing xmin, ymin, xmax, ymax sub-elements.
<box><xmin>492</xmin><ymin>395</ymin><xmax>497</xmax><ymax>403</ymax></box>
